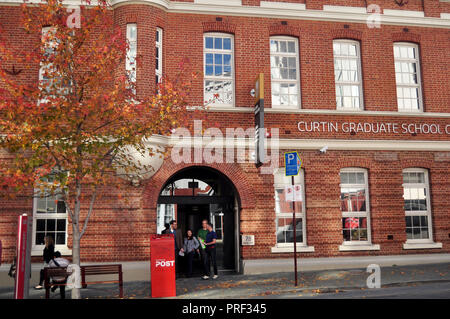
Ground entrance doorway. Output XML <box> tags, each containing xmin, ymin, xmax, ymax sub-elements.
<box><xmin>156</xmin><ymin>166</ymin><xmax>241</xmax><ymax>273</ymax></box>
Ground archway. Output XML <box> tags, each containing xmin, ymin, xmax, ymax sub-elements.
<box><xmin>156</xmin><ymin>166</ymin><xmax>241</xmax><ymax>273</ymax></box>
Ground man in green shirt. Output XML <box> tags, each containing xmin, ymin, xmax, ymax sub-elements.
<box><xmin>197</xmin><ymin>219</ymin><xmax>209</xmax><ymax>279</ymax></box>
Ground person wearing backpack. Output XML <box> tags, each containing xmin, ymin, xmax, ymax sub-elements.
<box><xmin>48</xmin><ymin>251</ymin><xmax>70</xmax><ymax>299</ymax></box>
<box><xmin>182</xmin><ymin>229</ymin><xmax>200</xmax><ymax>278</ymax></box>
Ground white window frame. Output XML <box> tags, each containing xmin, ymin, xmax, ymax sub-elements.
<box><xmin>31</xmin><ymin>188</ymin><xmax>70</xmax><ymax>256</ymax></box>
<box><xmin>156</xmin><ymin>27</ymin><xmax>163</xmax><ymax>84</ymax></box>
<box><xmin>273</xmin><ymin>168</ymin><xmax>307</xmax><ymax>248</ymax></box>
<box><xmin>126</xmin><ymin>23</ymin><xmax>137</xmax><ymax>84</ymax></box>
<box><xmin>402</xmin><ymin>168</ymin><xmax>434</xmax><ymax>244</ymax></box>
<box><xmin>333</xmin><ymin>39</ymin><xmax>364</xmax><ymax>111</ymax></box>
<box><xmin>339</xmin><ymin>168</ymin><xmax>372</xmax><ymax>246</ymax></box>
<box><xmin>203</xmin><ymin>32</ymin><xmax>235</xmax><ymax>107</ymax></box>
<box><xmin>394</xmin><ymin>42</ymin><xmax>423</xmax><ymax>113</ymax></box>
<box><xmin>269</xmin><ymin>36</ymin><xmax>301</xmax><ymax>109</ymax></box>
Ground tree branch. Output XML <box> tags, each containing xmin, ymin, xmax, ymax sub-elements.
<box><xmin>80</xmin><ymin>185</ymin><xmax>97</xmax><ymax>238</ymax></box>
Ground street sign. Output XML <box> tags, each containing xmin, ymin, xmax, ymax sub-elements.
<box><xmin>285</xmin><ymin>152</ymin><xmax>302</xmax><ymax>176</ymax></box>
<box><xmin>241</xmin><ymin>235</ymin><xmax>255</xmax><ymax>246</ymax></box>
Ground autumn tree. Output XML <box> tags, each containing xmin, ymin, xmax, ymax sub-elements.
<box><xmin>0</xmin><ymin>0</ymin><xmax>196</xmax><ymax>298</ymax></box>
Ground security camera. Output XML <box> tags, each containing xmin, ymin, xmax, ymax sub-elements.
<box><xmin>250</xmin><ymin>89</ymin><xmax>256</xmax><ymax>97</ymax></box>
<box><xmin>319</xmin><ymin>146</ymin><xmax>328</xmax><ymax>153</ymax></box>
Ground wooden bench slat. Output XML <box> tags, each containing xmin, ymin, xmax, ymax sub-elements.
<box><xmin>44</xmin><ymin>264</ymin><xmax>123</xmax><ymax>299</ymax></box>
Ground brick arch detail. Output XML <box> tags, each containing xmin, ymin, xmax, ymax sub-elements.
<box><xmin>391</xmin><ymin>32</ymin><xmax>421</xmax><ymax>44</ymax></box>
<box><xmin>268</xmin><ymin>24</ymin><xmax>301</xmax><ymax>37</ymax></box>
<box><xmin>332</xmin><ymin>29</ymin><xmax>363</xmax><ymax>41</ymax></box>
<box><xmin>142</xmin><ymin>161</ymin><xmax>256</xmax><ymax>210</ymax></box>
<box><xmin>399</xmin><ymin>158</ymin><xmax>434</xmax><ymax>170</ymax></box>
<box><xmin>337</xmin><ymin>158</ymin><xmax>374</xmax><ymax>170</ymax></box>
<box><xmin>202</xmin><ymin>22</ymin><xmax>236</xmax><ymax>34</ymax></box>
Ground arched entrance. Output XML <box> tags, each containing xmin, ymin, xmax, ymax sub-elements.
<box><xmin>156</xmin><ymin>166</ymin><xmax>241</xmax><ymax>273</ymax></box>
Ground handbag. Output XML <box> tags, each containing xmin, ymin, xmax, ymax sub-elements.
<box><xmin>8</xmin><ymin>262</ymin><xmax>16</xmax><ymax>278</ymax></box>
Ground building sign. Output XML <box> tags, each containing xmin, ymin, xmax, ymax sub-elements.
<box><xmin>254</xmin><ymin>73</ymin><xmax>265</xmax><ymax>167</ymax></box>
<box><xmin>298</xmin><ymin>121</ymin><xmax>450</xmax><ymax>135</ymax></box>
<box><xmin>241</xmin><ymin>235</ymin><xmax>255</xmax><ymax>246</ymax></box>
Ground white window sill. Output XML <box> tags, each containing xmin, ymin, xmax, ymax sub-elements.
<box><xmin>403</xmin><ymin>242</ymin><xmax>442</xmax><ymax>250</ymax></box>
<box><xmin>271</xmin><ymin>245</ymin><xmax>315</xmax><ymax>253</ymax></box>
<box><xmin>339</xmin><ymin>244</ymin><xmax>380</xmax><ymax>251</ymax></box>
<box><xmin>32</xmin><ymin>247</ymin><xmax>72</xmax><ymax>257</ymax></box>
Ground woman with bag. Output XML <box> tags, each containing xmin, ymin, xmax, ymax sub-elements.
<box><xmin>34</xmin><ymin>235</ymin><xmax>54</xmax><ymax>289</ymax></box>
<box><xmin>182</xmin><ymin>229</ymin><xmax>200</xmax><ymax>278</ymax></box>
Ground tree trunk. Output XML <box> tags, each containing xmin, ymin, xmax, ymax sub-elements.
<box><xmin>71</xmin><ymin>181</ymin><xmax>82</xmax><ymax>299</ymax></box>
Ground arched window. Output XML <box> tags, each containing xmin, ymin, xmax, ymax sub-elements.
<box><xmin>333</xmin><ymin>39</ymin><xmax>363</xmax><ymax>110</ymax></box>
<box><xmin>394</xmin><ymin>42</ymin><xmax>422</xmax><ymax>112</ymax></box>
<box><xmin>402</xmin><ymin>168</ymin><xmax>432</xmax><ymax>241</ymax></box>
<box><xmin>273</xmin><ymin>168</ymin><xmax>306</xmax><ymax>247</ymax></box>
<box><xmin>32</xmin><ymin>171</ymin><xmax>69</xmax><ymax>256</ymax></box>
<box><xmin>339</xmin><ymin>168</ymin><xmax>372</xmax><ymax>245</ymax></box>
<box><xmin>203</xmin><ymin>33</ymin><xmax>234</xmax><ymax>107</ymax></box>
<box><xmin>270</xmin><ymin>36</ymin><xmax>300</xmax><ymax>108</ymax></box>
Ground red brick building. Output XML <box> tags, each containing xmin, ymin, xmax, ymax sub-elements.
<box><xmin>0</xmin><ymin>0</ymin><xmax>449</xmax><ymax>273</ymax></box>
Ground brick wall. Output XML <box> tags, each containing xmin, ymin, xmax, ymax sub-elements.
<box><xmin>0</xmin><ymin>2</ymin><xmax>449</xmax><ymax>263</ymax></box>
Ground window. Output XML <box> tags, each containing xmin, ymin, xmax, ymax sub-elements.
<box><xmin>204</xmin><ymin>33</ymin><xmax>234</xmax><ymax>106</ymax></box>
<box><xmin>273</xmin><ymin>169</ymin><xmax>306</xmax><ymax>246</ymax></box>
<box><xmin>333</xmin><ymin>40</ymin><xmax>363</xmax><ymax>110</ymax></box>
<box><xmin>126</xmin><ymin>23</ymin><xmax>137</xmax><ymax>84</ymax></box>
<box><xmin>394</xmin><ymin>43</ymin><xmax>422</xmax><ymax>112</ymax></box>
<box><xmin>156</xmin><ymin>27</ymin><xmax>163</xmax><ymax>84</ymax></box>
<box><xmin>32</xmin><ymin>175</ymin><xmax>69</xmax><ymax>254</ymax></box>
<box><xmin>39</xmin><ymin>26</ymin><xmax>69</xmax><ymax>96</ymax></box>
<box><xmin>340</xmin><ymin>169</ymin><xmax>371</xmax><ymax>244</ymax></box>
<box><xmin>156</xmin><ymin>204</ymin><xmax>175</xmax><ymax>235</ymax></box>
<box><xmin>270</xmin><ymin>36</ymin><xmax>300</xmax><ymax>108</ymax></box>
<box><xmin>403</xmin><ymin>169</ymin><xmax>433</xmax><ymax>242</ymax></box>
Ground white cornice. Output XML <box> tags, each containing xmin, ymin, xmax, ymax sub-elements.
<box><xmin>203</xmin><ymin>106</ymin><xmax>450</xmax><ymax>118</ymax></box>
<box><xmin>148</xmin><ymin>135</ymin><xmax>450</xmax><ymax>151</ymax></box>
<box><xmin>1</xmin><ymin>0</ymin><xmax>449</xmax><ymax>29</ymax></box>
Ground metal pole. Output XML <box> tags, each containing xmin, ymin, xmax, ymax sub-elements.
<box><xmin>292</xmin><ymin>176</ymin><xmax>298</xmax><ymax>286</ymax></box>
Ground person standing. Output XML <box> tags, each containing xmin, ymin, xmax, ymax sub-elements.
<box><xmin>48</xmin><ymin>251</ymin><xmax>70</xmax><ymax>299</ymax></box>
<box><xmin>197</xmin><ymin>219</ymin><xmax>209</xmax><ymax>278</ymax></box>
<box><xmin>182</xmin><ymin>229</ymin><xmax>200</xmax><ymax>278</ymax></box>
<box><xmin>168</xmin><ymin>220</ymin><xmax>183</xmax><ymax>277</ymax></box>
<box><xmin>204</xmin><ymin>223</ymin><xmax>218</xmax><ymax>280</ymax></box>
<box><xmin>34</xmin><ymin>235</ymin><xmax>55</xmax><ymax>289</ymax></box>
<box><xmin>161</xmin><ymin>223</ymin><xmax>170</xmax><ymax>235</ymax></box>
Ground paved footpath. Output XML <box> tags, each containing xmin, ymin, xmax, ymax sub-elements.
<box><xmin>0</xmin><ymin>263</ymin><xmax>448</xmax><ymax>299</ymax></box>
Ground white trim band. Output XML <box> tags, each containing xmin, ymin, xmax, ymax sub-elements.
<box><xmin>403</xmin><ymin>242</ymin><xmax>443</xmax><ymax>250</ymax></box>
<box><xmin>338</xmin><ymin>244</ymin><xmax>381</xmax><ymax>251</ymax></box>
<box><xmin>383</xmin><ymin>9</ymin><xmax>425</xmax><ymax>18</ymax></box>
<box><xmin>260</xmin><ymin>1</ymin><xmax>305</xmax><ymax>11</ymax></box>
<box><xmin>271</xmin><ymin>245</ymin><xmax>315</xmax><ymax>253</ymax></box>
<box><xmin>323</xmin><ymin>5</ymin><xmax>367</xmax><ymax>14</ymax></box>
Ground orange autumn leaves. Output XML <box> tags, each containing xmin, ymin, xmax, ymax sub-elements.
<box><xmin>0</xmin><ymin>0</ymin><xmax>196</xmax><ymax>194</ymax></box>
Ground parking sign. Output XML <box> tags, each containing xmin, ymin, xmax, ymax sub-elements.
<box><xmin>285</xmin><ymin>152</ymin><xmax>302</xmax><ymax>176</ymax></box>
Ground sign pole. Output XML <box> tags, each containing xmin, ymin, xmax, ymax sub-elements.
<box><xmin>292</xmin><ymin>175</ymin><xmax>298</xmax><ymax>287</ymax></box>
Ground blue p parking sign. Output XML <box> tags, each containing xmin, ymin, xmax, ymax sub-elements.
<box><xmin>285</xmin><ymin>152</ymin><xmax>302</xmax><ymax>176</ymax></box>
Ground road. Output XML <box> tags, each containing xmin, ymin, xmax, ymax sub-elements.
<box><xmin>271</xmin><ymin>281</ymin><xmax>450</xmax><ymax>299</ymax></box>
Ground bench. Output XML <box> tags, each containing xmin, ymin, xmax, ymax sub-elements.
<box><xmin>43</xmin><ymin>264</ymin><xmax>123</xmax><ymax>299</ymax></box>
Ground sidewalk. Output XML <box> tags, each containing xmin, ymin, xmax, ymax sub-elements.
<box><xmin>0</xmin><ymin>262</ymin><xmax>448</xmax><ymax>299</ymax></box>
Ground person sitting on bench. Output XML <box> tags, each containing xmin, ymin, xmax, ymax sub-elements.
<box><xmin>48</xmin><ymin>251</ymin><xmax>70</xmax><ymax>299</ymax></box>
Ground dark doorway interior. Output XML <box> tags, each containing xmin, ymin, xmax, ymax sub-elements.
<box><xmin>157</xmin><ymin>166</ymin><xmax>239</xmax><ymax>275</ymax></box>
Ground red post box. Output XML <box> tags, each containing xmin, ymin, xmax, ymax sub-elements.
<box><xmin>150</xmin><ymin>234</ymin><xmax>176</xmax><ymax>298</ymax></box>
